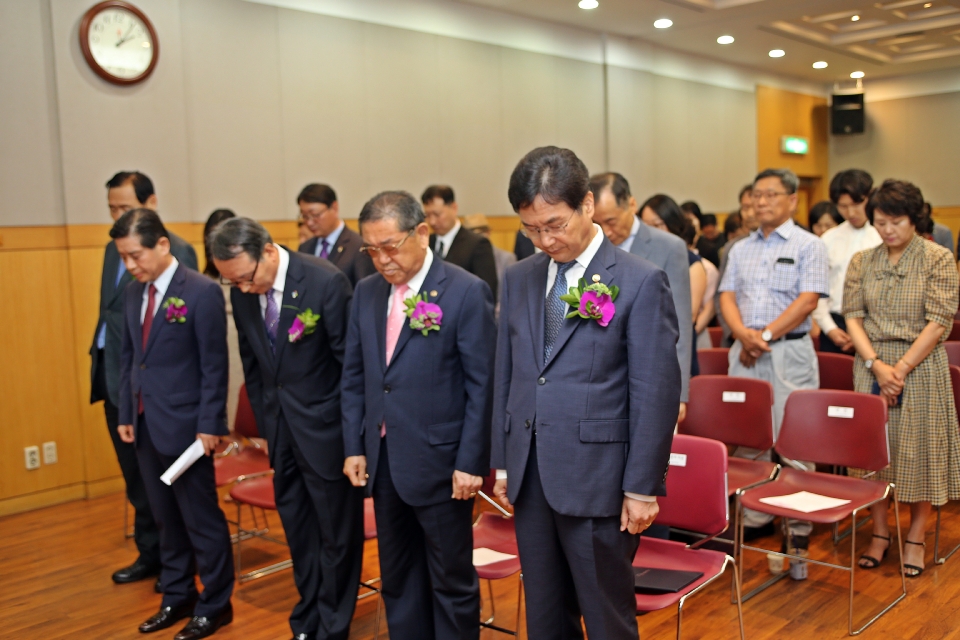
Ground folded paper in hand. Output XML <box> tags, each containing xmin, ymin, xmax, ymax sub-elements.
<box><xmin>160</xmin><ymin>439</ymin><xmax>206</xmax><ymax>486</ymax></box>
<box><xmin>758</xmin><ymin>491</ymin><xmax>851</xmax><ymax>513</ymax></box>
<box><xmin>473</xmin><ymin>547</ymin><xmax>516</xmax><ymax>567</ymax></box>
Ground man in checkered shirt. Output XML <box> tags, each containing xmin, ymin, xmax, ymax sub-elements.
<box><xmin>719</xmin><ymin>168</ymin><xmax>828</xmax><ymax>565</ymax></box>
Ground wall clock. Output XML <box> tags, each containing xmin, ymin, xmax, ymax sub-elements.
<box><xmin>79</xmin><ymin>1</ymin><xmax>158</xmax><ymax>86</ymax></box>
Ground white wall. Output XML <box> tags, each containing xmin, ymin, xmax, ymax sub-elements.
<box><xmin>3</xmin><ymin>0</ymin><xmax>772</xmax><ymax>226</ymax></box>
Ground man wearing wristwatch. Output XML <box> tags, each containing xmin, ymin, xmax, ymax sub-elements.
<box><xmin>719</xmin><ymin>168</ymin><xmax>828</xmax><ymax>563</ymax></box>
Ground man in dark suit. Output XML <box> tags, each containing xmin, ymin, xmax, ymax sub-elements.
<box><xmin>114</xmin><ymin>209</ymin><xmax>234</xmax><ymax>640</ymax></box>
<box><xmin>421</xmin><ymin>185</ymin><xmax>499</xmax><ymax>300</ymax></box>
<box><xmin>90</xmin><ymin>171</ymin><xmax>198</xmax><ymax>588</ymax></box>
<box><xmin>492</xmin><ymin>148</ymin><xmax>681</xmax><ymax>640</ymax></box>
<box><xmin>342</xmin><ymin>191</ymin><xmax>496</xmax><ymax>640</ymax></box>
<box><xmin>211</xmin><ymin>218</ymin><xmax>363</xmax><ymax>640</ymax></box>
<box><xmin>297</xmin><ymin>183</ymin><xmax>375</xmax><ymax>286</ymax></box>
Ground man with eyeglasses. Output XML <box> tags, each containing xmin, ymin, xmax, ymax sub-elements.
<box><xmin>297</xmin><ymin>183</ymin><xmax>375</xmax><ymax>286</ymax></box>
<box><xmin>341</xmin><ymin>191</ymin><xmax>495</xmax><ymax>640</ymax></box>
<box><xmin>210</xmin><ymin>218</ymin><xmax>362</xmax><ymax>640</ymax></box>
<box><xmin>492</xmin><ymin>147</ymin><xmax>681</xmax><ymax>640</ymax></box>
<box><xmin>719</xmin><ymin>168</ymin><xmax>828</xmax><ymax>563</ymax></box>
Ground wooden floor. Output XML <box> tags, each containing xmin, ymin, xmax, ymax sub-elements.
<box><xmin>4</xmin><ymin>492</ymin><xmax>960</xmax><ymax>639</ymax></box>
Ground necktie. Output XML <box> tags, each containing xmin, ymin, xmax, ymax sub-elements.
<box><xmin>544</xmin><ymin>261</ymin><xmax>575</xmax><ymax>363</ymax></box>
<box><xmin>140</xmin><ymin>284</ymin><xmax>157</xmax><ymax>414</ymax></box>
<box><xmin>264</xmin><ymin>288</ymin><xmax>280</xmax><ymax>352</ymax></box>
<box><xmin>319</xmin><ymin>239</ymin><xmax>330</xmax><ymax>260</ymax></box>
<box><xmin>437</xmin><ymin>240</ymin><xmax>445</xmax><ymax>257</ymax></box>
<box><xmin>382</xmin><ymin>283</ymin><xmax>410</xmax><ymax>438</ymax></box>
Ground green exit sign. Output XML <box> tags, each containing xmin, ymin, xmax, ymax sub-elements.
<box><xmin>781</xmin><ymin>136</ymin><xmax>809</xmax><ymax>155</ymax></box>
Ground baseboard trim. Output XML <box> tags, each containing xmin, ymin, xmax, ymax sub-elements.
<box><xmin>85</xmin><ymin>476</ymin><xmax>126</xmax><ymax>499</ymax></box>
<box><xmin>0</xmin><ymin>484</ymin><xmax>87</xmax><ymax>518</ymax></box>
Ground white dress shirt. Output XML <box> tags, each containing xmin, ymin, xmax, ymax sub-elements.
<box><xmin>387</xmin><ymin>250</ymin><xmax>434</xmax><ymax>316</ymax></box>
<box><xmin>141</xmin><ymin>257</ymin><xmax>180</xmax><ymax>323</ymax></box>
<box><xmin>810</xmin><ymin>221</ymin><xmax>882</xmax><ymax>334</ymax></box>
<box><xmin>434</xmin><ymin>221</ymin><xmax>461</xmax><ymax>258</ymax></box>
<box><xmin>616</xmin><ymin>216</ymin><xmax>641</xmax><ymax>254</ymax></box>
<box><xmin>500</xmin><ymin>225</ymin><xmax>654</xmax><ymax>502</ymax></box>
<box><xmin>259</xmin><ymin>245</ymin><xmax>289</xmax><ymax>319</ymax></box>
<box><xmin>314</xmin><ymin>221</ymin><xmax>345</xmax><ymax>257</ymax></box>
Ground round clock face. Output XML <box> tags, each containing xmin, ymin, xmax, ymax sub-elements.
<box><xmin>80</xmin><ymin>2</ymin><xmax>157</xmax><ymax>85</ymax></box>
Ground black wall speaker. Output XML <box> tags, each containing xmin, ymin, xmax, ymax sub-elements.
<box><xmin>831</xmin><ymin>93</ymin><xmax>865</xmax><ymax>135</ymax></box>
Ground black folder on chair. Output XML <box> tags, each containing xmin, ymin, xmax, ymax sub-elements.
<box><xmin>633</xmin><ymin>567</ymin><xmax>703</xmax><ymax>594</ymax></box>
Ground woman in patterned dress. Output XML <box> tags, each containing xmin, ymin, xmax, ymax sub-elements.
<box><xmin>844</xmin><ymin>179</ymin><xmax>960</xmax><ymax>577</ymax></box>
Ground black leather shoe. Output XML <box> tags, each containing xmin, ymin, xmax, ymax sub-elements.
<box><xmin>742</xmin><ymin>522</ymin><xmax>776</xmax><ymax>542</ymax></box>
<box><xmin>138</xmin><ymin>601</ymin><xmax>196</xmax><ymax>633</ymax></box>
<box><xmin>113</xmin><ymin>559</ymin><xmax>160</xmax><ymax>584</ymax></box>
<box><xmin>173</xmin><ymin>604</ymin><xmax>233</xmax><ymax>640</ymax></box>
<box><xmin>291</xmin><ymin>634</ymin><xmax>316</xmax><ymax>640</ymax></box>
<box><xmin>154</xmin><ymin>579</ymin><xmax>162</xmax><ymax>594</ymax></box>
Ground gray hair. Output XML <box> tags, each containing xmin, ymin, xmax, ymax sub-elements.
<box><xmin>208</xmin><ymin>217</ymin><xmax>273</xmax><ymax>262</ymax></box>
<box><xmin>359</xmin><ymin>191</ymin><xmax>425</xmax><ymax>232</ymax></box>
<box><xmin>754</xmin><ymin>168</ymin><xmax>799</xmax><ymax>195</ymax></box>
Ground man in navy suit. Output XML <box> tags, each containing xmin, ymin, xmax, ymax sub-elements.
<box><xmin>297</xmin><ymin>183</ymin><xmax>375</xmax><ymax>286</ymax></box>
<box><xmin>492</xmin><ymin>147</ymin><xmax>681</xmax><ymax>640</ymax></box>
<box><xmin>114</xmin><ymin>209</ymin><xmax>234</xmax><ymax>640</ymax></box>
<box><xmin>341</xmin><ymin>191</ymin><xmax>496</xmax><ymax>640</ymax></box>
<box><xmin>211</xmin><ymin>218</ymin><xmax>363</xmax><ymax>640</ymax></box>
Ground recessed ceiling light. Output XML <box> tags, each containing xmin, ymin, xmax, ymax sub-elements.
<box><xmin>851</xmin><ymin>14</ymin><xmax>860</xmax><ymax>21</ymax></box>
<box><xmin>717</xmin><ymin>35</ymin><xmax>735</xmax><ymax>45</ymax></box>
<box><xmin>578</xmin><ymin>0</ymin><xmax>598</xmax><ymax>9</ymax></box>
<box><xmin>924</xmin><ymin>2</ymin><xmax>932</xmax><ymax>6</ymax></box>
<box><xmin>812</xmin><ymin>61</ymin><xmax>828</xmax><ymax>69</ymax></box>
<box><xmin>769</xmin><ymin>49</ymin><xmax>785</xmax><ymax>58</ymax></box>
<box><xmin>654</xmin><ymin>18</ymin><xmax>673</xmax><ymax>29</ymax></box>
<box><xmin>850</xmin><ymin>70</ymin><xmax>865</xmax><ymax>78</ymax></box>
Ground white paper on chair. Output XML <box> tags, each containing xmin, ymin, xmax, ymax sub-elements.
<box><xmin>473</xmin><ymin>547</ymin><xmax>517</xmax><ymax>567</ymax></box>
<box><xmin>160</xmin><ymin>439</ymin><xmax>206</xmax><ymax>486</ymax></box>
<box><xmin>758</xmin><ymin>491</ymin><xmax>851</xmax><ymax>513</ymax></box>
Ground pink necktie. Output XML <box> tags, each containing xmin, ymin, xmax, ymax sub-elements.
<box><xmin>382</xmin><ymin>284</ymin><xmax>409</xmax><ymax>437</ymax></box>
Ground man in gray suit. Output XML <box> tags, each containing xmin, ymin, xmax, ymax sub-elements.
<box><xmin>90</xmin><ymin>171</ymin><xmax>198</xmax><ymax>588</ymax></box>
<box><xmin>591</xmin><ymin>172</ymin><xmax>691</xmax><ymax>421</ymax></box>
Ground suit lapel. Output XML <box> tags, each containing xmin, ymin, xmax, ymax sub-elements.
<box><xmin>526</xmin><ymin>255</ymin><xmax>550</xmax><ymax>371</ymax></box>
<box><xmin>237</xmin><ymin>290</ymin><xmax>275</xmax><ymax>369</ymax></box>
<box><xmin>630</xmin><ymin>220</ymin><xmax>652</xmax><ymax>257</ymax></box>
<box><xmin>144</xmin><ymin>265</ymin><xmax>186</xmax><ymax>358</ymax></box>
<box><xmin>274</xmin><ymin>254</ymin><xmax>306</xmax><ymax>367</ymax></box>
<box><xmin>374</xmin><ymin>277</ymin><xmax>390</xmax><ymax>373</ymax></box>
<box><xmin>388</xmin><ymin>257</ymin><xmax>446</xmax><ymax>368</ymax></box>
<box><xmin>330</xmin><ymin>228</ymin><xmax>354</xmax><ymax>268</ymax></box>
<box><xmin>543</xmin><ymin>237</ymin><xmax>618</xmax><ymax>370</ymax></box>
<box><xmin>129</xmin><ymin>280</ymin><xmax>146</xmax><ymax>359</ymax></box>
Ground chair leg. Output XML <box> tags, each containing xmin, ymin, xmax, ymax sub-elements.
<box><xmin>934</xmin><ymin>504</ymin><xmax>960</xmax><ymax>564</ymax></box>
<box><xmin>124</xmin><ymin>498</ymin><xmax>134</xmax><ymax>539</ymax></box>
<box><xmin>731</xmin><ymin>558</ymin><xmax>746</xmax><ymax>640</ymax></box>
<box><xmin>234</xmin><ymin>502</ymin><xmax>243</xmax><ymax>580</ymax></box>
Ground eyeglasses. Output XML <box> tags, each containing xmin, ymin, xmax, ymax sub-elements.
<box><xmin>520</xmin><ymin>212</ymin><xmax>576</xmax><ymax>240</ymax></box>
<box><xmin>300</xmin><ymin>206</ymin><xmax>331</xmax><ymax>222</ymax></box>
<box><xmin>220</xmin><ymin>260</ymin><xmax>259</xmax><ymax>287</ymax></box>
<box><xmin>360</xmin><ymin>229</ymin><xmax>416</xmax><ymax>256</ymax></box>
<box><xmin>751</xmin><ymin>190</ymin><xmax>790</xmax><ymax>202</ymax></box>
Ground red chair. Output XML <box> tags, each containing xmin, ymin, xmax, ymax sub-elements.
<box><xmin>472</xmin><ymin>477</ymin><xmax>524</xmax><ymax>636</ymax></box>
<box><xmin>949</xmin><ymin>320</ymin><xmax>960</xmax><ymax>342</ymax></box>
<box><xmin>707</xmin><ymin>326</ymin><xmax>723</xmax><ymax>348</ymax></box>
<box><xmin>944</xmin><ymin>342</ymin><xmax>960</xmax><ymax>368</ymax></box>
<box><xmin>818</xmin><ymin>352</ymin><xmax>855</xmax><ymax>391</ymax></box>
<box><xmin>737</xmin><ymin>390</ymin><xmax>905</xmax><ymax>635</ymax></box>
<box><xmin>228</xmin><ymin>474</ymin><xmax>292</xmax><ymax>583</ymax></box>
<box><xmin>215</xmin><ymin>384</ymin><xmax>270</xmax><ymax>487</ymax></box>
<box><xmin>679</xmin><ymin>376</ymin><xmax>777</xmax><ymax>561</ymax></box>
<box><xmin>697</xmin><ymin>349</ymin><xmax>729</xmax><ymax>376</ymax></box>
<box><xmin>634</xmin><ymin>434</ymin><xmax>744</xmax><ymax>640</ymax></box>
<box><xmin>935</xmin><ymin>365</ymin><xmax>960</xmax><ymax>564</ymax></box>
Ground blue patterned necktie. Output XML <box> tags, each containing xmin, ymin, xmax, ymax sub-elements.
<box><xmin>544</xmin><ymin>261</ymin><xmax>576</xmax><ymax>363</ymax></box>
<box><xmin>264</xmin><ymin>288</ymin><xmax>280</xmax><ymax>352</ymax></box>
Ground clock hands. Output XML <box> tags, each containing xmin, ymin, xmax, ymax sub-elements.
<box><xmin>115</xmin><ymin>22</ymin><xmax>135</xmax><ymax>47</ymax></box>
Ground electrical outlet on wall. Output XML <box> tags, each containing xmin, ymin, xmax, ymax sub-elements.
<box><xmin>24</xmin><ymin>446</ymin><xmax>40</xmax><ymax>470</ymax></box>
<box><xmin>42</xmin><ymin>441</ymin><xmax>57</xmax><ymax>465</ymax></box>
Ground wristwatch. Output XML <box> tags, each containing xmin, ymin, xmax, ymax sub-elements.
<box><xmin>761</xmin><ymin>329</ymin><xmax>773</xmax><ymax>342</ymax></box>
<box><xmin>864</xmin><ymin>358</ymin><xmax>876</xmax><ymax>370</ymax></box>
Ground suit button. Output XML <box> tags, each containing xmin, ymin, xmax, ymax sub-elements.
<box><xmin>537</xmin><ymin>377</ymin><xmax>545</xmax><ymax>385</ymax></box>
<box><xmin>384</xmin><ymin>385</ymin><xmax>391</xmax><ymax>393</ymax></box>
<box><xmin>525</xmin><ymin>419</ymin><xmax>531</xmax><ymax>428</ymax></box>
<box><xmin>277</xmin><ymin>384</ymin><xmax>283</xmax><ymax>390</ymax></box>
<box><xmin>140</xmin><ymin>364</ymin><xmax>146</xmax><ymax>370</ymax></box>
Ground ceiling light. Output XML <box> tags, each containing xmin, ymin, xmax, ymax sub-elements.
<box><xmin>717</xmin><ymin>35</ymin><xmax>735</xmax><ymax>44</ymax></box>
<box><xmin>851</xmin><ymin>70</ymin><xmax>865</xmax><ymax>78</ymax></box>
<box><xmin>578</xmin><ymin>0</ymin><xmax>598</xmax><ymax>9</ymax></box>
<box><xmin>851</xmin><ymin>14</ymin><xmax>861</xmax><ymax>21</ymax></box>
<box><xmin>812</xmin><ymin>61</ymin><xmax>828</xmax><ymax>69</ymax></box>
<box><xmin>654</xmin><ymin>18</ymin><xmax>673</xmax><ymax>29</ymax></box>
<box><xmin>769</xmin><ymin>49</ymin><xmax>785</xmax><ymax>57</ymax></box>
<box><xmin>924</xmin><ymin>2</ymin><xmax>933</xmax><ymax>6</ymax></box>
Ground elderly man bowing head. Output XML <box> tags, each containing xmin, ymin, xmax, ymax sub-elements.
<box><xmin>341</xmin><ymin>191</ymin><xmax>496</xmax><ymax>640</ymax></box>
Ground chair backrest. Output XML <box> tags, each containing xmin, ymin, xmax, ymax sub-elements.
<box><xmin>951</xmin><ymin>365</ymin><xmax>960</xmax><ymax>417</ymax></box>
<box><xmin>707</xmin><ymin>326</ymin><xmax>723</xmax><ymax>348</ymax></box>
<box><xmin>234</xmin><ymin>384</ymin><xmax>260</xmax><ymax>439</ymax></box>
<box><xmin>818</xmin><ymin>352</ymin><xmax>855</xmax><ymax>391</ymax></box>
<box><xmin>679</xmin><ymin>375</ymin><xmax>774</xmax><ymax>450</ymax></box>
<box><xmin>776</xmin><ymin>390</ymin><xmax>888</xmax><ymax>471</ymax></box>
<box><xmin>945</xmin><ymin>343</ymin><xmax>960</xmax><ymax>368</ymax></box>
<box><xmin>697</xmin><ymin>348</ymin><xmax>730</xmax><ymax>376</ymax></box>
<box><xmin>949</xmin><ymin>320</ymin><xmax>960</xmax><ymax>342</ymax></box>
<box><xmin>657</xmin><ymin>434</ymin><xmax>729</xmax><ymax>536</ymax></box>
